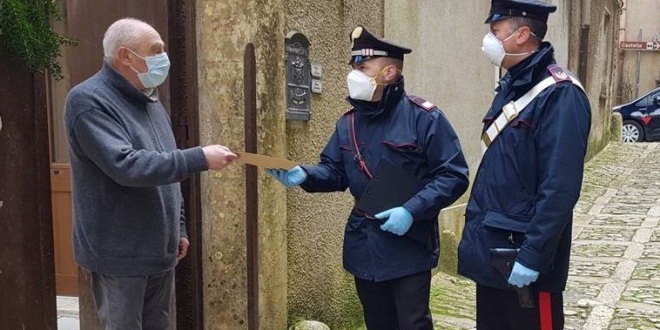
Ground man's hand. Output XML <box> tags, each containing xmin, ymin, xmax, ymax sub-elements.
<box><xmin>203</xmin><ymin>145</ymin><xmax>237</xmax><ymax>170</ymax></box>
<box><xmin>177</xmin><ymin>237</ymin><xmax>190</xmax><ymax>261</ymax></box>
<box><xmin>508</xmin><ymin>262</ymin><xmax>539</xmax><ymax>288</ymax></box>
<box><xmin>375</xmin><ymin>207</ymin><xmax>413</xmax><ymax>236</ymax></box>
<box><xmin>266</xmin><ymin>166</ymin><xmax>307</xmax><ymax>187</ymax></box>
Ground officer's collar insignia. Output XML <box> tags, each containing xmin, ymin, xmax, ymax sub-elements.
<box><xmin>547</xmin><ymin>64</ymin><xmax>570</xmax><ymax>83</ymax></box>
<box><xmin>409</xmin><ymin>95</ymin><xmax>437</xmax><ymax>111</ymax></box>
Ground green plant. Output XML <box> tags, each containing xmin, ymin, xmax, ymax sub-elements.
<box><xmin>0</xmin><ymin>0</ymin><xmax>74</xmax><ymax>80</ymax></box>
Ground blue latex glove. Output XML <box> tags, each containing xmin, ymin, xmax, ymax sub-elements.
<box><xmin>508</xmin><ymin>261</ymin><xmax>540</xmax><ymax>288</ymax></box>
<box><xmin>375</xmin><ymin>207</ymin><xmax>413</xmax><ymax>236</ymax></box>
<box><xmin>266</xmin><ymin>166</ymin><xmax>307</xmax><ymax>187</ymax></box>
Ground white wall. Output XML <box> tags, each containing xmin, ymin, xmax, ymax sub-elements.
<box><xmin>384</xmin><ymin>0</ymin><xmax>492</xmax><ymax>172</ymax></box>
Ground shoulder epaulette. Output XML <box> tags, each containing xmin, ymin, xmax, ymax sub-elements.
<box><xmin>547</xmin><ymin>64</ymin><xmax>572</xmax><ymax>83</ymax></box>
<box><xmin>408</xmin><ymin>95</ymin><xmax>437</xmax><ymax>111</ymax></box>
<box><xmin>342</xmin><ymin>107</ymin><xmax>356</xmax><ymax>116</ymax></box>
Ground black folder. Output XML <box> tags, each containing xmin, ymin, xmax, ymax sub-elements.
<box><xmin>355</xmin><ymin>158</ymin><xmax>436</xmax><ymax>249</ymax></box>
<box><xmin>355</xmin><ymin>157</ymin><xmax>427</xmax><ymax>217</ymax></box>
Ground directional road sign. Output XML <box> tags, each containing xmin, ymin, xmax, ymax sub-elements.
<box><xmin>620</xmin><ymin>41</ymin><xmax>660</xmax><ymax>51</ymax></box>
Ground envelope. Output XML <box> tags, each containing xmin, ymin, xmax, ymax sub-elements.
<box><xmin>236</xmin><ymin>152</ymin><xmax>297</xmax><ymax>170</ymax></box>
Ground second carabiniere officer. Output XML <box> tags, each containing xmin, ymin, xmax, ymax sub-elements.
<box><xmin>458</xmin><ymin>1</ymin><xmax>592</xmax><ymax>329</ymax></box>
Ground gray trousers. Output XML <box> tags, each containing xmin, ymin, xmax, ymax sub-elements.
<box><xmin>91</xmin><ymin>269</ymin><xmax>175</xmax><ymax>330</ymax></box>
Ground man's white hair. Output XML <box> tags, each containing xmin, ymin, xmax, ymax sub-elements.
<box><xmin>102</xmin><ymin>18</ymin><xmax>153</xmax><ymax>60</ymax></box>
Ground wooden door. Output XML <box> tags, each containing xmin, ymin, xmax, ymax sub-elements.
<box><xmin>50</xmin><ymin>164</ymin><xmax>77</xmax><ymax>296</ymax></box>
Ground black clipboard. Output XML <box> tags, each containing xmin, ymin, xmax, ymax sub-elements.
<box><xmin>355</xmin><ymin>158</ymin><xmax>435</xmax><ymax>248</ymax></box>
<box><xmin>355</xmin><ymin>158</ymin><xmax>427</xmax><ymax>217</ymax></box>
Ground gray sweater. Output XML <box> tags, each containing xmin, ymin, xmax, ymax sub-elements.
<box><xmin>65</xmin><ymin>63</ymin><xmax>208</xmax><ymax>276</ymax></box>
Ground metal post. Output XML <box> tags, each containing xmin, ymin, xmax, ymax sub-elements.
<box><xmin>636</xmin><ymin>28</ymin><xmax>642</xmax><ymax>98</ymax></box>
<box><xmin>244</xmin><ymin>42</ymin><xmax>259</xmax><ymax>330</ymax></box>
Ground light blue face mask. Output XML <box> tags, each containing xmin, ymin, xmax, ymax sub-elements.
<box><xmin>128</xmin><ymin>49</ymin><xmax>170</xmax><ymax>88</ymax></box>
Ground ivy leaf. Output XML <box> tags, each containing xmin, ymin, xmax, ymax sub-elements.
<box><xmin>0</xmin><ymin>0</ymin><xmax>74</xmax><ymax>80</ymax></box>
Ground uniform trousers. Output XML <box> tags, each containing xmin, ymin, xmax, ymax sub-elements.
<box><xmin>476</xmin><ymin>284</ymin><xmax>564</xmax><ymax>330</ymax></box>
<box><xmin>91</xmin><ymin>269</ymin><xmax>175</xmax><ymax>330</ymax></box>
<box><xmin>354</xmin><ymin>270</ymin><xmax>433</xmax><ymax>330</ymax></box>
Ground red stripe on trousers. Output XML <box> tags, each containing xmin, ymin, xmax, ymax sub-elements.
<box><xmin>539</xmin><ymin>292</ymin><xmax>553</xmax><ymax>330</ymax></box>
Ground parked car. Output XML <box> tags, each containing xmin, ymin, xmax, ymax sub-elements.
<box><xmin>613</xmin><ymin>87</ymin><xmax>660</xmax><ymax>142</ymax></box>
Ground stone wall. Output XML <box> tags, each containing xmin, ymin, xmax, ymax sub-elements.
<box><xmin>196</xmin><ymin>0</ymin><xmax>288</xmax><ymax>328</ymax></box>
<box><xmin>584</xmin><ymin>0</ymin><xmax>622</xmax><ymax>160</ymax></box>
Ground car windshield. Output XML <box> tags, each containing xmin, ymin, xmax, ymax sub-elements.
<box><xmin>634</xmin><ymin>89</ymin><xmax>660</xmax><ymax>107</ymax></box>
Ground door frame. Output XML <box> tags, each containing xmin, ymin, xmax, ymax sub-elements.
<box><xmin>167</xmin><ymin>0</ymin><xmax>204</xmax><ymax>328</ymax></box>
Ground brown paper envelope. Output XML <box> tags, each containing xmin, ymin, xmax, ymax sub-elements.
<box><xmin>236</xmin><ymin>152</ymin><xmax>297</xmax><ymax>170</ymax></box>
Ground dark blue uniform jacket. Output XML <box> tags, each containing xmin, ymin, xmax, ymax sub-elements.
<box><xmin>301</xmin><ymin>78</ymin><xmax>469</xmax><ymax>282</ymax></box>
<box><xmin>458</xmin><ymin>43</ymin><xmax>591</xmax><ymax>292</ymax></box>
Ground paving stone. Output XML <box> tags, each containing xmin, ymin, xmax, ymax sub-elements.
<box><xmin>633</xmin><ymin>229</ymin><xmax>654</xmax><ymax>243</ymax></box>
<box><xmin>641</xmin><ymin>243</ymin><xmax>660</xmax><ymax>259</ymax></box>
<box><xmin>608</xmin><ymin>307</ymin><xmax>660</xmax><ymax>329</ymax></box>
<box><xmin>624</xmin><ymin>244</ymin><xmax>645</xmax><ymax>259</ymax></box>
<box><xmin>622</xmin><ymin>181</ymin><xmax>660</xmax><ymax>191</ymax></box>
<box><xmin>589</xmin><ymin>214</ymin><xmax>645</xmax><ymax>227</ymax></box>
<box><xmin>642</xmin><ymin>217</ymin><xmax>660</xmax><ymax>228</ymax></box>
<box><xmin>430</xmin><ymin>273</ymin><xmax>476</xmax><ymax>330</ymax></box>
<box><xmin>582</xmin><ymin>305</ymin><xmax>614</xmax><ymax>330</ymax></box>
<box><xmin>575</xmin><ymin>200</ymin><xmax>595</xmax><ymax>214</ymax></box>
<box><xmin>609</xmin><ymin>195</ymin><xmax>658</xmax><ymax>205</ymax></box>
<box><xmin>614</xmin><ymin>188</ymin><xmax>645</xmax><ymax>196</ymax></box>
<box><xmin>649</xmin><ymin>206</ymin><xmax>660</xmax><ymax>217</ymax></box>
<box><xmin>576</xmin><ymin>227</ymin><xmax>636</xmax><ymax>242</ymax></box>
<box><xmin>572</xmin><ymin>243</ymin><xmax>628</xmax><ymax>258</ymax></box>
<box><xmin>598</xmin><ymin>282</ymin><xmax>627</xmax><ymax>306</ymax></box>
<box><xmin>631</xmin><ymin>261</ymin><xmax>660</xmax><ymax>281</ymax></box>
<box><xmin>579</xmin><ymin>185</ymin><xmax>608</xmax><ymax>203</ymax></box>
<box><xmin>620</xmin><ymin>282</ymin><xmax>660</xmax><ymax>308</ymax></box>
<box><xmin>564</xmin><ymin>280</ymin><xmax>604</xmax><ymax>328</ymax></box>
<box><xmin>601</xmin><ymin>204</ymin><xmax>651</xmax><ymax>215</ymax></box>
<box><xmin>569</xmin><ymin>259</ymin><xmax>619</xmax><ymax>278</ymax></box>
<box><xmin>650</xmin><ymin>229</ymin><xmax>660</xmax><ymax>242</ymax></box>
<box><xmin>604</xmin><ymin>188</ymin><xmax>618</xmax><ymax>197</ymax></box>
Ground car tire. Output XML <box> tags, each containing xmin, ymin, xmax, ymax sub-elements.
<box><xmin>622</xmin><ymin>120</ymin><xmax>644</xmax><ymax>143</ymax></box>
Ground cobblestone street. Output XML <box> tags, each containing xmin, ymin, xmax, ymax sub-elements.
<box><xmin>566</xmin><ymin>142</ymin><xmax>660</xmax><ymax>329</ymax></box>
<box><xmin>432</xmin><ymin>142</ymin><xmax>660</xmax><ymax>330</ymax></box>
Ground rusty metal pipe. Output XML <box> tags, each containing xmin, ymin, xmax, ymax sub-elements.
<box><xmin>244</xmin><ymin>42</ymin><xmax>259</xmax><ymax>330</ymax></box>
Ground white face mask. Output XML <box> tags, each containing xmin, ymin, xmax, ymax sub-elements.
<box><xmin>481</xmin><ymin>29</ymin><xmax>535</xmax><ymax>67</ymax></box>
<box><xmin>346</xmin><ymin>70</ymin><xmax>378</xmax><ymax>101</ymax></box>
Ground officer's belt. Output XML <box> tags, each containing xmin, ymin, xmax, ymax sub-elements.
<box><xmin>351</xmin><ymin>207</ymin><xmax>376</xmax><ymax>219</ymax></box>
<box><xmin>480</xmin><ymin>75</ymin><xmax>584</xmax><ymax>155</ymax></box>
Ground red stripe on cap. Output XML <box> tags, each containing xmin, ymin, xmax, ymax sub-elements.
<box><xmin>539</xmin><ymin>292</ymin><xmax>553</xmax><ymax>330</ymax></box>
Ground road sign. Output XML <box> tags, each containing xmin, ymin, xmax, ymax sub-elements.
<box><xmin>620</xmin><ymin>41</ymin><xmax>660</xmax><ymax>51</ymax></box>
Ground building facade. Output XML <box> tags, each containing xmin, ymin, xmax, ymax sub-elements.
<box><xmin>617</xmin><ymin>0</ymin><xmax>660</xmax><ymax>104</ymax></box>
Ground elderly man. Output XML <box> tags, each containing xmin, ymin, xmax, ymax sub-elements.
<box><xmin>457</xmin><ymin>1</ymin><xmax>591</xmax><ymax>329</ymax></box>
<box><xmin>65</xmin><ymin>18</ymin><xmax>236</xmax><ymax>329</ymax></box>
